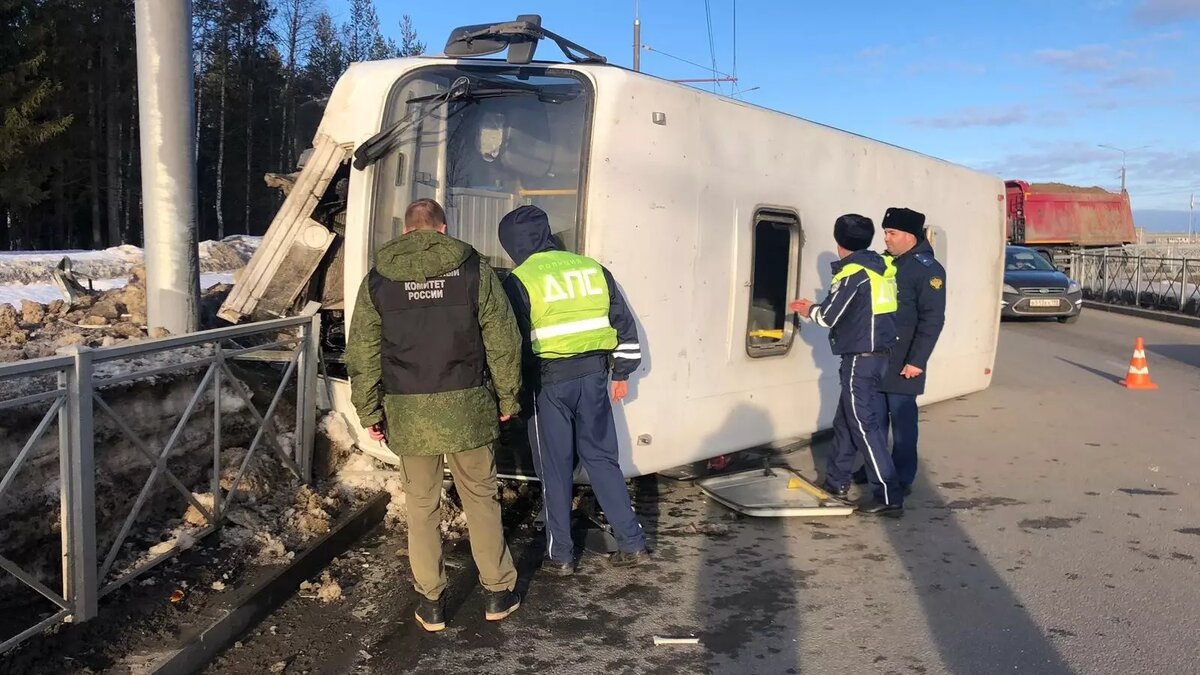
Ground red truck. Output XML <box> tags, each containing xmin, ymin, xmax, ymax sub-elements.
<box><xmin>1005</xmin><ymin>180</ymin><xmax>1136</xmax><ymax>251</ymax></box>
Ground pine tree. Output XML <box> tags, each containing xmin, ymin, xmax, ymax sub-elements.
<box><xmin>302</xmin><ymin>10</ymin><xmax>345</xmax><ymax>97</ymax></box>
<box><xmin>0</xmin><ymin>0</ymin><xmax>73</xmax><ymax>249</ymax></box>
<box><xmin>344</xmin><ymin>0</ymin><xmax>386</xmax><ymax>62</ymax></box>
<box><xmin>397</xmin><ymin>14</ymin><xmax>426</xmax><ymax>57</ymax></box>
<box><xmin>0</xmin><ymin>0</ymin><xmax>424</xmax><ymax>250</ymax></box>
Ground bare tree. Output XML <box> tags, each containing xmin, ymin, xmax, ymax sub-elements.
<box><xmin>275</xmin><ymin>0</ymin><xmax>318</xmax><ymax>168</ymax></box>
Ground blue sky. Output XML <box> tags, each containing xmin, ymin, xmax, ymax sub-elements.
<box><xmin>336</xmin><ymin>0</ymin><xmax>1200</xmax><ymax>220</ymax></box>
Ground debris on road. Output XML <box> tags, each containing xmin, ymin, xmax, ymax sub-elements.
<box><xmin>653</xmin><ymin>635</ymin><xmax>701</xmax><ymax>646</ymax></box>
<box><xmin>299</xmin><ymin>571</ymin><xmax>343</xmax><ymax>603</ymax></box>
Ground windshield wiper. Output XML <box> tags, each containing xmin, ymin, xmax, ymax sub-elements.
<box><xmin>353</xmin><ymin>77</ymin><xmax>470</xmax><ymax>170</ymax></box>
<box><xmin>352</xmin><ymin>77</ymin><xmax>576</xmax><ymax>170</ymax></box>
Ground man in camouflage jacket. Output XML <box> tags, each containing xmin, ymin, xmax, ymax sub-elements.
<box><xmin>346</xmin><ymin>199</ymin><xmax>523</xmax><ymax>631</ymax></box>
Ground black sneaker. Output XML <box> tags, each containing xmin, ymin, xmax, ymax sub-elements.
<box><xmin>609</xmin><ymin>549</ymin><xmax>650</xmax><ymax>567</ymax></box>
<box><xmin>414</xmin><ymin>595</ymin><xmax>445</xmax><ymax>632</ymax></box>
<box><xmin>484</xmin><ymin>589</ymin><xmax>521</xmax><ymax>621</ymax></box>
<box><xmin>858</xmin><ymin>502</ymin><xmax>904</xmax><ymax>517</ymax></box>
<box><xmin>542</xmin><ymin>558</ymin><xmax>575</xmax><ymax>577</ymax></box>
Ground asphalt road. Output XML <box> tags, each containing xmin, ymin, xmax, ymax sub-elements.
<box><xmin>208</xmin><ymin>309</ymin><xmax>1200</xmax><ymax>675</ymax></box>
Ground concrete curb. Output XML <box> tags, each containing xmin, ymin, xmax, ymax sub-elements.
<box><xmin>1082</xmin><ymin>301</ymin><xmax>1200</xmax><ymax>328</ymax></box>
<box><xmin>147</xmin><ymin>491</ymin><xmax>391</xmax><ymax>675</ymax></box>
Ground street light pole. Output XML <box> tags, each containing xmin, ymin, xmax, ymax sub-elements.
<box><xmin>633</xmin><ymin>0</ymin><xmax>641</xmax><ymax>72</ymax></box>
<box><xmin>1097</xmin><ymin>144</ymin><xmax>1148</xmax><ymax>193</ymax></box>
<box><xmin>135</xmin><ymin>0</ymin><xmax>200</xmax><ymax>334</ymax></box>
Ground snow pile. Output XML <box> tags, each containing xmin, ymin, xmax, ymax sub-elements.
<box><xmin>336</xmin><ymin>453</ymin><xmax>408</xmax><ymax>528</ymax></box>
<box><xmin>0</xmin><ymin>244</ymin><xmax>144</xmax><ymax>284</ymax></box>
<box><xmin>0</xmin><ymin>236</ymin><xmax>260</xmax><ymax>284</ymax></box>
<box><xmin>0</xmin><ymin>264</ymin><xmax>236</xmax><ymax>364</ymax></box>
<box><xmin>299</xmin><ymin>570</ymin><xmax>343</xmax><ymax>603</ymax></box>
<box><xmin>0</xmin><ymin>235</ymin><xmax>260</xmax><ymax>308</ymax></box>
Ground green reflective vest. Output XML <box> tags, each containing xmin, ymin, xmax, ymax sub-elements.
<box><xmin>511</xmin><ymin>250</ymin><xmax>618</xmax><ymax>359</ymax></box>
<box><xmin>833</xmin><ymin>258</ymin><xmax>898</xmax><ymax>315</ymax></box>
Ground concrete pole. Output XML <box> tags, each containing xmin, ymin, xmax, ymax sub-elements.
<box><xmin>135</xmin><ymin>0</ymin><xmax>200</xmax><ymax>334</ymax></box>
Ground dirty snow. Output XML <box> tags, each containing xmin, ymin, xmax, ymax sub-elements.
<box><xmin>0</xmin><ymin>235</ymin><xmax>257</xmax><ymax>307</ymax></box>
<box><xmin>299</xmin><ymin>571</ymin><xmax>343</xmax><ymax>603</ymax></box>
<box><xmin>0</xmin><ymin>235</ymin><xmax>259</xmax><ymax>285</ymax></box>
<box><xmin>0</xmin><ymin>272</ymin><xmax>236</xmax><ymax>307</ymax></box>
<box><xmin>336</xmin><ymin>453</ymin><xmax>407</xmax><ymax>528</ymax></box>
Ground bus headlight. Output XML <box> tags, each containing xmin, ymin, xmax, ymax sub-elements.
<box><xmin>1068</xmin><ymin>280</ymin><xmax>1081</xmax><ymax>294</ymax></box>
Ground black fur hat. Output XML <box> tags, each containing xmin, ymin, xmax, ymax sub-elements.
<box><xmin>833</xmin><ymin>214</ymin><xmax>875</xmax><ymax>252</ymax></box>
<box><xmin>882</xmin><ymin>207</ymin><xmax>926</xmax><ymax>240</ymax></box>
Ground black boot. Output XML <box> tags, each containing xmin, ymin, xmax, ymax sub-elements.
<box><xmin>414</xmin><ymin>595</ymin><xmax>445</xmax><ymax>632</ymax></box>
<box><xmin>484</xmin><ymin>589</ymin><xmax>521</xmax><ymax>621</ymax></box>
<box><xmin>859</xmin><ymin>502</ymin><xmax>903</xmax><ymax>517</ymax></box>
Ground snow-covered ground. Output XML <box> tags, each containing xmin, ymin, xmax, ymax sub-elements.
<box><xmin>0</xmin><ymin>236</ymin><xmax>259</xmax><ymax>307</ymax></box>
<box><xmin>0</xmin><ymin>272</ymin><xmax>235</xmax><ymax>307</ymax></box>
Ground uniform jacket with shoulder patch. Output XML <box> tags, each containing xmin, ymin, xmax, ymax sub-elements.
<box><xmin>880</xmin><ymin>240</ymin><xmax>946</xmax><ymax>395</ymax></box>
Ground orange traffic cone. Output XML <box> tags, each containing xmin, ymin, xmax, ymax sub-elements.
<box><xmin>1120</xmin><ymin>337</ymin><xmax>1158</xmax><ymax>390</ymax></box>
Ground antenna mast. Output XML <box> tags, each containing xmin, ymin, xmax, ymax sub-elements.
<box><xmin>633</xmin><ymin>0</ymin><xmax>642</xmax><ymax>71</ymax></box>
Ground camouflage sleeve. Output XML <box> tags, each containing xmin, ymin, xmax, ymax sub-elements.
<box><xmin>477</xmin><ymin>258</ymin><xmax>523</xmax><ymax>417</ymax></box>
<box><xmin>345</xmin><ymin>276</ymin><xmax>385</xmax><ymax>428</ymax></box>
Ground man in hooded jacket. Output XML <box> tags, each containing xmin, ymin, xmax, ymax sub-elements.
<box><xmin>346</xmin><ymin>198</ymin><xmax>523</xmax><ymax>632</ymax></box>
<box><xmin>791</xmin><ymin>214</ymin><xmax>904</xmax><ymax>516</ymax></box>
<box><xmin>497</xmin><ymin>205</ymin><xmax>648</xmax><ymax>575</ymax></box>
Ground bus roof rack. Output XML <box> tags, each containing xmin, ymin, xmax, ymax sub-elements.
<box><xmin>444</xmin><ymin>14</ymin><xmax>607</xmax><ymax>65</ymax></box>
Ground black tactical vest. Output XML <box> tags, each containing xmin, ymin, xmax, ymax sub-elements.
<box><xmin>367</xmin><ymin>252</ymin><xmax>485</xmax><ymax>395</ymax></box>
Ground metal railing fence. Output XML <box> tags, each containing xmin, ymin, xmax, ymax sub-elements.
<box><xmin>1068</xmin><ymin>251</ymin><xmax>1200</xmax><ymax>317</ymax></box>
<box><xmin>0</xmin><ymin>303</ymin><xmax>321</xmax><ymax>655</ymax></box>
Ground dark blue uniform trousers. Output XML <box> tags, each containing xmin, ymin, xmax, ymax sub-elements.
<box><xmin>825</xmin><ymin>354</ymin><xmax>903</xmax><ymax>506</ymax></box>
<box><xmin>885</xmin><ymin>392</ymin><xmax>919</xmax><ymax>487</ymax></box>
<box><xmin>528</xmin><ymin>371</ymin><xmax>645</xmax><ymax>563</ymax></box>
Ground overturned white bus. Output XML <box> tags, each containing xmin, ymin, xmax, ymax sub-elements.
<box><xmin>219</xmin><ymin>17</ymin><xmax>1004</xmax><ymax>480</ymax></box>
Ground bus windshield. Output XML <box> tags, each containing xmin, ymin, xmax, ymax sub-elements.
<box><xmin>370</xmin><ymin>66</ymin><xmax>592</xmax><ymax>270</ymax></box>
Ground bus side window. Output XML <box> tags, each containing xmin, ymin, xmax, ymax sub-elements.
<box><xmin>746</xmin><ymin>209</ymin><xmax>803</xmax><ymax>358</ymax></box>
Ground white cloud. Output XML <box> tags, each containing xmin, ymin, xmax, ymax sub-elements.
<box><xmin>1031</xmin><ymin>44</ymin><xmax>1131</xmax><ymax>72</ymax></box>
<box><xmin>976</xmin><ymin>143</ymin><xmax>1200</xmax><ymax>208</ymax></box>
<box><xmin>1131</xmin><ymin>0</ymin><xmax>1200</xmax><ymax>25</ymax></box>
<box><xmin>1102</xmin><ymin>67</ymin><xmax>1173</xmax><ymax>88</ymax></box>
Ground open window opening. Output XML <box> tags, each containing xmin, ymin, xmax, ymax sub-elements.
<box><xmin>747</xmin><ymin>209</ymin><xmax>802</xmax><ymax>357</ymax></box>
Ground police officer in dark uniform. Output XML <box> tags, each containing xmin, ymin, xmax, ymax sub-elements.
<box><xmin>792</xmin><ymin>214</ymin><xmax>903</xmax><ymax>516</ymax></box>
<box><xmin>866</xmin><ymin>207</ymin><xmax>946</xmax><ymax>496</ymax></box>
<box><xmin>498</xmin><ymin>205</ymin><xmax>648</xmax><ymax>575</ymax></box>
